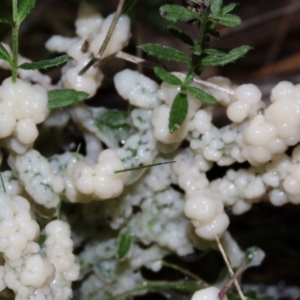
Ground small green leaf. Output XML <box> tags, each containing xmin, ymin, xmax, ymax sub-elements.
<box><xmin>204</xmin><ymin>47</ymin><xmax>228</xmax><ymax>56</ymax></box>
<box><xmin>222</xmin><ymin>3</ymin><xmax>238</xmax><ymax>14</ymax></box>
<box><xmin>0</xmin><ymin>43</ymin><xmax>12</xmax><ymax>65</ymax></box>
<box><xmin>213</xmin><ymin>14</ymin><xmax>241</xmax><ymax>27</ymax></box>
<box><xmin>94</xmin><ymin>109</ymin><xmax>132</xmax><ymax>148</ymax></box>
<box><xmin>209</xmin><ymin>0</ymin><xmax>222</xmax><ymax>16</ymax></box>
<box><xmin>201</xmin><ymin>45</ymin><xmax>252</xmax><ymax>66</ymax></box>
<box><xmin>48</xmin><ymin>89</ymin><xmax>89</xmax><ymax>110</ymax></box>
<box><xmin>186</xmin><ymin>86</ymin><xmax>217</xmax><ymax>105</ymax></box>
<box><xmin>167</xmin><ymin>26</ymin><xmax>194</xmax><ymax>46</ymax></box>
<box><xmin>19</xmin><ymin>55</ymin><xmax>72</xmax><ymax>70</ymax></box>
<box><xmin>154</xmin><ymin>67</ymin><xmax>182</xmax><ymax>86</ymax></box>
<box><xmin>169</xmin><ymin>93</ymin><xmax>188</xmax><ymax>133</ymax></box>
<box><xmin>0</xmin><ymin>17</ymin><xmax>12</xmax><ymax>25</ymax></box>
<box><xmin>116</xmin><ymin>230</ymin><xmax>132</xmax><ymax>260</ymax></box>
<box><xmin>17</xmin><ymin>0</ymin><xmax>37</xmax><ymax>25</ymax></box>
<box><xmin>184</xmin><ymin>74</ymin><xmax>193</xmax><ymax>85</ymax></box>
<box><xmin>140</xmin><ymin>44</ymin><xmax>190</xmax><ymax>63</ymax></box>
<box><xmin>160</xmin><ymin>4</ymin><xmax>201</xmax><ymax>23</ymax></box>
<box><xmin>206</xmin><ymin>21</ymin><xmax>220</xmax><ymax>38</ymax></box>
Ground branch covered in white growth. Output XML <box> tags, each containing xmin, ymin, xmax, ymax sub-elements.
<box><xmin>8</xmin><ymin>150</ymin><xmax>64</xmax><ymax>209</ymax></box>
<box><xmin>44</xmin><ymin>220</ymin><xmax>79</xmax><ymax>299</ymax></box>
<box><xmin>49</xmin><ymin>150</ymin><xmax>126</xmax><ymax>202</ymax></box>
<box><xmin>114</xmin><ymin>69</ymin><xmax>160</xmax><ymax>108</ymax></box>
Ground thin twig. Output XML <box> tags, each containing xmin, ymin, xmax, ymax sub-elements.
<box><xmin>215</xmin><ymin>236</ymin><xmax>246</xmax><ymax>300</ymax></box>
<box><xmin>115</xmin><ymin>52</ymin><xmax>235</xmax><ymax>96</ymax></box>
<box><xmin>162</xmin><ymin>260</ymin><xmax>209</xmax><ymax>284</ymax></box>
<box><xmin>79</xmin><ymin>0</ymin><xmax>126</xmax><ymax>75</ymax></box>
<box><xmin>218</xmin><ymin>261</ymin><xmax>246</xmax><ymax>300</ymax></box>
<box><xmin>115</xmin><ymin>161</ymin><xmax>176</xmax><ymax>174</ymax></box>
<box><xmin>173</xmin><ymin>72</ymin><xmax>235</xmax><ymax>95</ymax></box>
<box><xmin>115</xmin><ymin>51</ymin><xmax>158</xmax><ymax>69</ymax></box>
<box><xmin>0</xmin><ymin>171</ymin><xmax>6</xmax><ymax>193</ymax></box>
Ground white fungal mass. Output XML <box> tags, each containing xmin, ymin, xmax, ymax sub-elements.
<box><xmin>0</xmin><ymin>2</ymin><xmax>299</xmax><ymax>300</ymax></box>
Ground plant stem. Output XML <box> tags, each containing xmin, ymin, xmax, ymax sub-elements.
<box><xmin>162</xmin><ymin>260</ymin><xmax>209</xmax><ymax>284</ymax></box>
<box><xmin>184</xmin><ymin>10</ymin><xmax>210</xmax><ymax>83</ymax></box>
<box><xmin>0</xmin><ymin>171</ymin><xmax>6</xmax><ymax>193</ymax></box>
<box><xmin>215</xmin><ymin>236</ymin><xmax>246</xmax><ymax>300</ymax></box>
<box><xmin>12</xmin><ymin>0</ymin><xmax>19</xmax><ymax>83</ymax></box>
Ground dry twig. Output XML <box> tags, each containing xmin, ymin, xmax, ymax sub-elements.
<box><xmin>79</xmin><ymin>0</ymin><xmax>126</xmax><ymax>75</ymax></box>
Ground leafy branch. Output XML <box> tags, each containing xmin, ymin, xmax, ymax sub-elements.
<box><xmin>140</xmin><ymin>0</ymin><xmax>252</xmax><ymax>133</ymax></box>
<box><xmin>0</xmin><ymin>0</ymin><xmax>73</xmax><ymax>82</ymax></box>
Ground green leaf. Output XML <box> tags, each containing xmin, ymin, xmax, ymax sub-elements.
<box><xmin>168</xmin><ymin>93</ymin><xmax>188</xmax><ymax>133</ymax></box>
<box><xmin>184</xmin><ymin>74</ymin><xmax>193</xmax><ymax>85</ymax></box>
<box><xmin>140</xmin><ymin>43</ymin><xmax>190</xmax><ymax>63</ymax></box>
<box><xmin>204</xmin><ymin>47</ymin><xmax>228</xmax><ymax>56</ymax></box>
<box><xmin>17</xmin><ymin>0</ymin><xmax>37</xmax><ymax>25</ymax></box>
<box><xmin>0</xmin><ymin>17</ymin><xmax>12</xmax><ymax>25</ymax></box>
<box><xmin>19</xmin><ymin>55</ymin><xmax>72</xmax><ymax>70</ymax></box>
<box><xmin>213</xmin><ymin>14</ymin><xmax>241</xmax><ymax>27</ymax></box>
<box><xmin>154</xmin><ymin>67</ymin><xmax>182</xmax><ymax>86</ymax></box>
<box><xmin>222</xmin><ymin>3</ymin><xmax>238</xmax><ymax>14</ymax></box>
<box><xmin>186</xmin><ymin>86</ymin><xmax>217</xmax><ymax>105</ymax></box>
<box><xmin>160</xmin><ymin>4</ymin><xmax>201</xmax><ymax>23</ymax></box>
<box><xmin>167</xmin><ymin>26</ymin><xmax>194</xmax><ymax>46</ymax></box>
<box><xmin>116</xmin><ymin>230</ymin><xmax>132</xmax><ymax>261</ymax></box>
<box><xmin>48</xmin><ymin>89</ymin><xmax>89</xmax><ymax>110</ymax></box>
<box><xmin>0</xmin><ymin>43</ymin><xmax>12</xmax><ymax>65</ymax></box>
<box><xmin>209</xmin><ymin>0</ymin><xmax>223</xmax><ymax>16</ymax></box>
<box><xmin>94</xmin><ymin>109</ymin><xmax>132</xmax><ymax>148</ymax></box>
<box><xmin>201</xmin><ymin>45</ymin><xmax>252</xmax><ymax>66</ymax></box>
<box><xmin>206</xmin><ymin>21</ymin><xmax>220</xmax><ymax>38</ymax></box>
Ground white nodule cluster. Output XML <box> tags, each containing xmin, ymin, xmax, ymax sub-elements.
<box><xmin>114</xmin><ymin>69</ymin><xmax>160</xmax><ymax>108</ymax></box>
<box><xmin>0</xmin><ymin>77</ymin><xmax>48</xmax><ymax>153</ymax></box>
<box><xmin>242</xmin><ymin>81</ymin><xmax>300</xmax><ymax>165</ymax></box>
<box><xmin>8</xmin><ymin>149</ymin><xmax>64</xmax><ymax>209</ymax></box>
<box><xmin>49</xmin><ymin>150</ymin><xmax>126</xmax><ymax>203</ymax></box>
<box><xmin>185</xmin><ymin>195</ymin><xmax>229</xmax><ymax>240</ymax></box>
<box><xmin>0</xmin><ymin>192</ymin><xmax>55</xmax><ymax>299</ymax></box>
<box><xmin>44</xmin><ymin>220</ymin><xmax>79</xmax><ymax>299</ymax></box>
<box><xmin>227</xmin><ymin>84</ymin><xmax>262</xmax><ymax>123</ymax></box>
<box><xmin>192</xmin><ymin>287</ymin><xmax>227</xmax><ymax>300</ymax></box>
<box><xmin>75</xmin><ymin>149</ymin><xmax>127</xmax><ymax>200</ymax></box>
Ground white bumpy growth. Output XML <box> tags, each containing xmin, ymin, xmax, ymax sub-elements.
<box><xmin>0</xmin><ymin>77</ymin><xmax>49</xmax><ymax>154</ymax></box>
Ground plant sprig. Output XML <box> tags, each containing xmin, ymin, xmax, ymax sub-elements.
<box><xmin>0</xmin><ymin>0</ymin><xmax>91</xmax><ymax>110</ymax></box>
<box><xmin>0</xmin><ymin>0</ymin><xmax>73</xmax><ymax>82</ymax></box>
<box><xmin>140</xmin><ymin>0</ymin><xmax>252</xmax><ymax>133</ymax></box>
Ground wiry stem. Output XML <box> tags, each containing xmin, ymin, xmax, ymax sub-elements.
<box><xmin>219</xmin><ymin>261</ymin><xmax>246</xmax><ymax>300</ymax></box>
<box><xmin>114</xmin><ymin>51</ymin><xmax>235</xmax><ymax>95</ymax></box>
<box><xmin>162</xmin><ymin>260</ymin><xmax>209</xmax><ymax>284</ymax></box>
<box><xmin>79</xmin><ymin>0</ymin><xmax>126</xmax><ymax>75</ymax></box>
<box><xmin>12</xmin><ymin>0</ymin><xmax>19</xmax><ymax>83</ymax></box>
<box><xmin>0</xmin><ymin>171</ymin><xmax>6</xmax><ymax>193</ymax></box>
<box><xmin>215</xmin><ymin>236</ymin><xmax>246</xmax><ymax>300</ymax></box>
